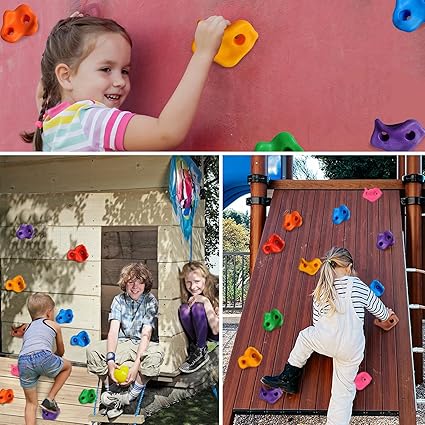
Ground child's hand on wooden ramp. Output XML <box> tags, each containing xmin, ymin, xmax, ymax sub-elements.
<box><xmin>194</xmin><ymin>16</ymin><xmax>231</xmax><ymax>61</ymax></box>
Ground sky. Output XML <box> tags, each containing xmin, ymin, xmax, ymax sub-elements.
<box><xmin>225</xmin><ymin>156</ymin><xmax>325</xmax><ymax>213</ymax></box>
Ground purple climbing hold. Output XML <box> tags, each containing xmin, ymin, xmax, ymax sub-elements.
<box><xmin>393</xmin><ymin>0</ymin><xmax>425</xmax><ymax>32</ymax></box>
<box><xmin>259</xmin><ymin>386</ymin><xmax>283</xmax><ymax>404</ymax></box>
<box><xmin>42</xmin><ymin>408</ymin><xmax>60</xmax><ymax>420</ymax></box>
<box><xmin>16</xmin><ymin>224</ymin><xmax>35</xmax><ymax>240</ymax></box>
<box><xmin>376</xmin><ymin>231</ymin><xmax>395</xmax><ymax>250</ymax></box>
<box><xmin>371</xmin><ymin>119</ymin><xmax>425</xmax><ymax>151</ymax></box>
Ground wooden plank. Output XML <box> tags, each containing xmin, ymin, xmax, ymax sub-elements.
<box><xmin>269</xmin><ymin>180</ymin><xmax>403</xmax><ymax>190</ymax></box>
<box><xmin>224</xmin><ymin>189</ymin><xmax>415</xmax><ymax>424</ymax></box>
<box><xmin>0</xmin><ymin>358</ymin><xmax>98</xmax><ymax>387</ymax></box>
<box><xmin>157</xmin><ymin>226</ymin><xmax>205</xmax><ymax>262</ymax></box>
<box><xmin>0</xmin><ymin>226</ymin><xmax>101</xmax><ymax>260</ymax></box>
<box><xmin>158</xmin><ymin>298</ymin><xmax>186</xmax><ymax>338</ymax></box>
<box><xmin>158</xmin><ymin>334</ymin><xmax>188</xmax><ymax>375</ymax></box>
<box><xmin>2</xmin><ymin>324</ymin><xmax>100</xmax><ymax>363</ymax></box>
<box><xmin>0</xmin><ymin>414</ymin><xmax>73</xmax><ymax>425</ymax></box>
<box><xmin>0</xmin><ymin>156</ymin><xmax>171</xmax><ymax>193</ymax></box>
<box><xmin>89</xmin><ymin>413</ymin><xmax>144</xmax><ymax>424</ymax></box>
<box><xmin>0</xmin><ymin>259</ymin><xmax>100</xmax><ymax>296</ymax></box>
<box><xmin>158</xmin><ymin>261</ymin><xmax>192</xmax><ymax>300</ymax></box>
<box><xmin>0</xmin><ymin>190</ymin><xmax>205</xmax><ymax>228</ymax></box>
<box><xmin>102</xmin><ymin>229</ymin><xmax>157</xmax><ymax>260</ymax></box>
<box><xmin>1</xmin><ymin>293</ymin><xmax>100</xmax><ymax>331</ymax></box>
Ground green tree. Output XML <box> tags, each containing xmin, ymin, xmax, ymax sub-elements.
<box><xmin>223</xmin><ymin>208</ymin><xmax>250</xmax><ymax>230</ymax></box>
<box><xmin>192</xmin><ymin>156</ymin><xmax>218</xmax><ymax>267</ymax></box>
<box><xmin>317</xmin><ymin>156</ymin><xmax>397</xmax><ymax>179</ymax></box>
<box><xmin>223</xmin><ymin>218</ymin><xmax>249</xmax><ymax>252</ymax></box>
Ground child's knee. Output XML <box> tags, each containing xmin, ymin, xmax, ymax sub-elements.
<box><xmin>179</xmin><ymin>303</ymin><xmax>191</xmax><ymax>318</ymax></box>
<box><xmin>63</xmin><ymin>359</ymin><xmax>72</xmax><ymax>373</ymax></box>
<box><xmin>191</xmin><ymin>302</ymin><xmax>206</xmax><ymax>315</ymax></box>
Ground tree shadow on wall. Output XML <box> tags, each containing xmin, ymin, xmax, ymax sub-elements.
<box><xmin>1</xmin><ymin>192</ymin><xmax>91</xmax><ymax>352</ymax></box>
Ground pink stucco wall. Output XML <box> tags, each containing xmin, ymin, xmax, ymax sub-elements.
<box><xmin>2</xmin><ymin>0</ymin><xmax>425</xmax><ymax>151</ymax></box>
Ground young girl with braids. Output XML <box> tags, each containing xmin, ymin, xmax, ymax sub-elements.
<box><xmin>178</xmin><ymin>262</ymin><xmax>219</xmax><ymax>374</ymax></box>
<box><xmin>261</xmin><ymin>247</ymin><xmax>394</xmax><ymax>425</ymax></box>
<box><xmin>21</xmin><ymin>14</ymin><xmax>229</xmax><ymax>151</ymax></box>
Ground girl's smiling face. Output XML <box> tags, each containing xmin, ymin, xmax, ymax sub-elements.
<box><xmin>185</xmin><ymin>270</ymin><xmax>206</xmax><ymax>296</ymax></box>
<box><xmin>63</xmin><ymin>32</ymin><xmax>132</xmax><ymax>108</ymax></box>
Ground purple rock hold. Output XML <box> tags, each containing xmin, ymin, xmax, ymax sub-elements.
<box><xmin>42</xmin><ymin>409</ymin><xmax>60</xmax><ymax>420</ymax></box>
<box><xmin>376</xmin><ymin>230</ymin><xmax>395</xmax><ymax>250</ymax></box>
<box><xmin>371</xmin><ymin>119</ymin><xmax>425</xmax><ymax>151</ymax></box>
<box><xmin>259</xmin><ymin>386</ymin><xmax>283</xmax><ymax>404</ymax></box>
<box><xmin>16</xmin><ymin>224</ymin><xmax>35</xmax><ymax>240</ymax></box>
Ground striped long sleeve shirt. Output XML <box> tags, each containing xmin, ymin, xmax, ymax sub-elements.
<box><xmin>42</xmin><ymin>100</ymin><xmax>135</xmax><ymax>152</ymax></box>
<box><xmin>312</xmin><ymin>276</ymin><xmax>390</xmax><ymax>325</ymax></box>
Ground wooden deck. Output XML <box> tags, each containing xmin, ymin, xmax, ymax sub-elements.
<box><xmin>0</xmin><ymin>357</ymin><xmax>98</xmax><ymax>424</ymax></box>
<box><xmin>223</xmin><ymin>189</ymin><xmax>416</xmax><ymax>424</ymax></box>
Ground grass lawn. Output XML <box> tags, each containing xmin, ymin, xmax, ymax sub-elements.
<box><xmin>145</xmin><ymin>388</ymin><xmax>219</xmax><ymax>425</ymax></box>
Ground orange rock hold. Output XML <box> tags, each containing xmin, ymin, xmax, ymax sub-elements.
<box><xmin>298</xmin><ymin>258</ymin><xmax>322</xmax><ymax>276</ymax></box>
<box><xmin>193</xmin><ymin>19</ymin><xmax>258</xmax><ymax>68</ymax></box>
<box><xmin>0</xmin><ymin>389</ymin><xmax>14</xmax><ymax>404</ymax></box>
<box><xmin>1</xmin><ymin>4</ymin><xmax>38</xmax><ymax>43</ymax></box>
<box><xmin>238</xmin><ymin>346</ymin><xmax>263</xmax><ymax>369</ymax></box>
<box><xmin>4</xmin><ymin>275</ymin><xmax>26</xmax><ymax>292</ymax></box>
<box><xmin>374</xmin><ymin>312</ymin><xmax>399</xmax><ymax>331</ymax></box>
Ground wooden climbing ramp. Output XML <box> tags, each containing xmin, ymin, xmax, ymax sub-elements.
<box><xmin>224</xmin><ymin>185</ymin><xmax>416</xmax><ymax>424</ymax></box>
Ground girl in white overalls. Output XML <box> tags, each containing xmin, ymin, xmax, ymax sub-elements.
<box><xmin>261</xmin><ymin>247</ymin><xmax>393</xmax><ymax>425</ymax></box>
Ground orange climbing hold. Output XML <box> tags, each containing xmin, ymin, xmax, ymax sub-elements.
<box><xmin>283</xmin><ymin>210</ymin><xmax>303</xmax><ymax>232</ymax></box>
<box><xmin>193</xmin><ymin>19</ymin><xmax>258</xmax><ymax>68</ymax></box>
<box><xmin>1</xmin><ymin>4</ymin><xmax>38</xmax><ymax>43</ymax></box>
<box><xmin>298</xmin><ymin>258</ymin><xmax>322</xmax><ymax>276</ymax></box>
<box><xmin>0</xmin><ymin>389</ymin><xmax>14</xmax><ymax>404</ymax></box>
<box><xmin>262</xmin><ymin>233</ymin><xmax>285</xmax><ymax>255</ymax></box>
<box><xmin>374</xmin><ymin>312</ymin><xmax>399</xmax><ymax>331</ymax></box>
<box><xmin>10</xmin><ymin>323</ymin><xmax>26</xmax><ymax>338</ymax></box>
<box><xmin>238</xmin><ymin>346</ymin><xmax>263</xmax><ymax>369</ymax></box>
<box><xmin>4</xmin><ymin>275</ymin><xmax>26</xmax><ymax>292</ymax></box>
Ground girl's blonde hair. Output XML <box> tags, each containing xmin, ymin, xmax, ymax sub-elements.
<box><xmin>27</xmin><ymin>292</ymin><xmax>55</xmax><ymax>320</ymax></box>
<box><xmin>312</xmin><ymin>247</ymin><xmax>356</xmax><ymax>314</ymax></box>
<box><xmin>21</xmin><ymin>15</ymin><xmax>132</xmax><ymax>151</ymax></box>
<box><xmin>179</xmin><ymin>262</ymin><xmax>219</xmax><ymax>310</ymax></box>
<box><xmin>117</xmin><ymin>263</ymin><xmax>153</xmax><ymax>293</ymax></box>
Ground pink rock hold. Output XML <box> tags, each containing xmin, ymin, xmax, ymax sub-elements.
<box><xmin>355</xmin><ymin>371</ymin><xmax>372</xmax><ymax>390</ymax></box>
<box><xmin>10</xmin><ymin>364</ymin><xmax>19</xmax><ymax>377</ymax></box>
<box><xmin>362</xmin><ymin>187</ymin><xmax>383</xmax><ymax>203</ymax></box>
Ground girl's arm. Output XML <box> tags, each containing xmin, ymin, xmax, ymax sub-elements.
<box><xmin>189</xmin><ymin>295</ymin><xmax>219</xmax><ymax>335</ymax></box>
<box><xmin>123</xmin><ymin>15</ymin><xmax>230</xmax><ymax>151</ymax></box>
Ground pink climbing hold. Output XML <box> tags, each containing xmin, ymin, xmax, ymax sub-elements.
<box><xmin>355</xmin><ymin>371</ymin><xmax>372</xmax><ymax>391</ymax></box>
<box><xmin>362</xmin><ymin>187</ymin><xmax>383</xmax><ymax>203</ymax></box>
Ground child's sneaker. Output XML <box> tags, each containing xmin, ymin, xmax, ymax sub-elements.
<box><xmin>179</xmin><ymin>346</ymin><xmax>209</xmax><ymax>373</ymax></box>
<box><xmin>40</xmin><ymin>398</ymin><xmax>60</xmax><ymax>413</ymax></box>
<box><xmin>261</xmin><ymin>363</ymin><xmax>303</xmax><ymax>394</ymax></box>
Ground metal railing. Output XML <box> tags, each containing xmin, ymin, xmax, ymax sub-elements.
<box><xmin>223</xmin><ymin>252</ymin><xmax>250</xmax><ymax>311</ymax></box>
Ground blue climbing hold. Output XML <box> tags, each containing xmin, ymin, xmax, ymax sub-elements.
<box><xmin>332</xmin><ymin>204</ymin><xmax>351</xmax><ymax>225</ymax></box>
<box><xmin>55</xmin><ymin>309</ymin><xmax>74</xmax><ymax>324</ymax></box>
<box><xmin>70</xmin><ymin>330</ymin><xmax>90</xmax><ymax>347</ymax></box>
<box><xmin>370</xmin><ymin>280</ymin><xmax>385</xmax><ymax>297</ymax></box>
<box><xmin>393</xmin><ymin>0</ymin><xmax>425</xmax><ymax>32</ymax></box>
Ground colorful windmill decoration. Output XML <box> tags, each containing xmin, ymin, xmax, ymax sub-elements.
<box><xmin>168</xmin><ymin>156</ymin><xmax>202</xmax><ymax>259</ymax></box>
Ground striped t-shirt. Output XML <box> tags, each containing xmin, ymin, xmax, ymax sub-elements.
<box><xmin>42</xmin><ymin>100</ymin><xmax>135</xmax><ymax>152</ymax></box>
<box><xmin>312</xmin><ymin>276</ymin><xmax>389</xmax><ymax>325</ymax></box>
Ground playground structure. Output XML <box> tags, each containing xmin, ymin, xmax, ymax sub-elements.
<box><xmin>2</xmin><ymin>0</ymin><xmax>425</xmax><ymax>151</ymax></box>
<box><xmin>0</xmin><ymin>156</ymin><xmax>207</xmax><ymax>424</ymax></box>
<box><xmin>224</xmin><ymin>155</ymin><xmax>424</xmax><ymax>424</ymax></box>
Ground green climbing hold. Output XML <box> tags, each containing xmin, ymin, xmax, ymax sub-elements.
<box><xmin>263</xmin><ymin>308</ymin><xmax>284</xmax><ymax>332</ymax></box>
<box><xmin>78</xmin><ymin>388</ymin><xmax>96</xmax><ymax>404</ymax></box>
<box><xmin>255</xmin><ymin>132</ymin><xmax>303</xmax><ymax>151</ymax></box>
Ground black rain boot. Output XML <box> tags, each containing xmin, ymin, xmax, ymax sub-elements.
<box><xmin>260</xmin><ymin>363</ymin><xmax>303</xmax><ymax>394</ymax></box>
